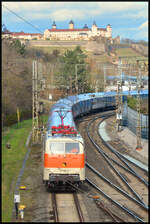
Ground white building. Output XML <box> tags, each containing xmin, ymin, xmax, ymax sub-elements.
<box><xmin>44</xmin><ymin>20</ymin><xmax>112</xmax><ymax>40</ymax></box>
<box><xmin>2</xmin><ymin>31</ymin><xmax>42</xmax><ymax>40</ymax></box>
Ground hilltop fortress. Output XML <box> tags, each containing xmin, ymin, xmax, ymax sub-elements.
<box><xmin>44</xmin><ymin>20</ymin><xmax>112</xmax><ymax>40</ymax></box>
<box><xmin>2</xmin><ymin>20</ymin><xmax>113</xmax><ymax>42</ymax></box>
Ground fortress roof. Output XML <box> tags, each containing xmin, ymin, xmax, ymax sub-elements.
<box><xmin>93</xmin><ymin>21</ymin><xmax>97</xmax><ymax>26</ymax></box>
<box><xmin>98</xmin><ymin>28</ymin><xmax>107</xmax><ymax>31</ymax></box>
<box><xmin>48</xmin><ymin>28</ymin><xmax>90</xmax><ymax>32</ymax></box>
<box><xmin>83</xmin><ymin>24</ymin><xmax>88</xmax><ymax>29</ymax></box>
<box><xmin>52</xmin><ymin>21</ymin><xmax>56</xmax><ymax>26</ymax></box>
<box><xmin>69</xmin><ymin>20</ymin><xmax>74</xmax><ymax>24</ymax></box>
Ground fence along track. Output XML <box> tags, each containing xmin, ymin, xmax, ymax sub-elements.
<box><xmin>51</xmin><ymin>192</ymin><xmax>84</xmax><ymax>222</ymax></box>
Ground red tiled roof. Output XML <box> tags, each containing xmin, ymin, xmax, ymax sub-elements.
<box><xmin>98</xmin><ymin>28</ymin><xmax>106</xmax><ymax>31</ymax></box>
<box><xmin>48</xmin><ymin>28</ymin><xmax>90</xmax><ymax>32</ymax></box>
<box><xmin>11</xmin><ymin>32</ymin><xmax>41</xmax><ymax>36</ymax></box>
<box><xmin>2</xmin><ymin>31</ymin><xmax>12</xmax><ymax>34</ymax></box>
<box><xmin>47</xmin><ymin>28</ymin><xmax>107</xmax><ymax>32</ymax></box>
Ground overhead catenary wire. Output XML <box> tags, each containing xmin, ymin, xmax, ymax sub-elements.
<box><xmin>3</xmin><ymin>3</ymin><xmax>67</xmax><ymax>49</ymax></box>
<box><xmin>2</xmin><ymin>4</ymin><xmax>88</xmax><ymax>99</ymax></box>
<box><xmin>2</xmin><ymin>4</ymin><xmax>67</xmax><ymax>51</ymax></box>
<box><xmin>2</xmin><ymin>4</ymin><xmax>43</xmax><ymax>34</ymax></box>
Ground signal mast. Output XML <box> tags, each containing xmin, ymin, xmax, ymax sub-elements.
<box><xmin>116</xmin><ymin>58</ymin><xmax>123</xmax><ymax>131</ymax></box>
<box><xmin>32</xmin><ymin>61</ymin><xmax>44</xmax><ymax>144</ymax></box>
<box><xmin>135</xmin><ymin>60</ymin><xmax>142</xmax><ymax>151</ymax></box>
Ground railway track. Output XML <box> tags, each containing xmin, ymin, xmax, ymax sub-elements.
<box><xmin>51</xmin><ymin>192</ymin><xmax>84</xmax><ymax>222</ymax></box>
<box><xmin>24</xmin><ymin>111</ymin><xmax>148</xmax><ymax>222</ymax></box>
<box><xmin>76</xmin><ymin>110</ymin><xmax>148</xmax><ymax>222</ymax></box>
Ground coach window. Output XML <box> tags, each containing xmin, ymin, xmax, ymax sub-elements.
<box><xmin>50</xmin><ymin>142</ymin><xmax>64</xmax><ymax>154</ymax></box>
<box><xmin>65</xmin><ymin>143</ymin><xmax>79</xmax><ymax>154</ymax></box>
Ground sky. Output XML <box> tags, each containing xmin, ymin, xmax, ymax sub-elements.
<box><xmin>2</xmin><ymin>1</ymin><xmax>148</xmax><ymax>41</ymax></box>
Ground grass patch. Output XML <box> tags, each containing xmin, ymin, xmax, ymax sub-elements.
<box><xmin>32</xmin><ymin>46</ymin><xmax>75</xmax><ymax>55</ymax></box>
<box><xmin>115</xmin><ymin>48</ymin><xmax>147</xmax><ymax>64</ymax></box>
<box><xmin>2</xmin><ymin>119</ymin><xmax>33</xmax><ymax>222</ymax></box>
<box><xmin>127</xmin><ymin>97</ymin><xmax>148</xmax><ymax>114</ymax></box>
<box><xmin>96</xmin><ymin>54</ymin><xmax>110</xmax><ymax>63</ymax></box>
<box><xmin>2</xmin><ymin>115</ymin><xmax>49</xmax><ymax>222</ymax></box>
<box><xmin>115</xmin><ymin>48</ymin><xmax>141</xmax><ymax>57</ymax></box>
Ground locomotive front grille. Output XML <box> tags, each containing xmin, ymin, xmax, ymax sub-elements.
<box><xmin>49</xmin><ymin>174</ymin><xmax>80</xmax><ymax>182</ymax></box>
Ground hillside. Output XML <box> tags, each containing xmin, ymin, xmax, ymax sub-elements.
<box><xmin>27</xmin><ymin>39</ymin><xmax>148</xmax><ymax>65</ymax></box>
<box><xmin>2</xmin><ymin>38</ymin><xmax>148</xmax><ymax>126</ymax></box>
<box><xmin>26</xmin><ymin>39</ymin><xmax>148</xmax><ymax>93</ymax></box>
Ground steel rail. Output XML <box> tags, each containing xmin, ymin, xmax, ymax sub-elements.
<box><xmin>66</xmin><ymin>181</ymin><xmax>85</xmax><ymax>193</ymax></box>
<box><xmin>51</xmin><ymin>193</ymin><xmax>59</xmax><ymax>222</ymax></box>
<box><xmin>105</xmin><ymin>141</ymin><xmax>148</xmax><ymax>186</ymax></box>
<box><xmin>98</xmin><ymin>116</ymin><xmax>148</xmax><ymax>186</ymax></box>
<box><xmin>106</xmin><ymin>141</ymin><xmax>148</xmax><ymax>182</ymax></box>
<box><xmin>101</xmin><ymin>149</ymin><xmax>148</xmax><ymax>185</ymax></box>
<box><xmin>73</xmin><ymin>193</ymin><xmax>84</xmax><ymax>222</ymax></box>
<box><xmin>86</xmin><ymin>162</ymin><xmax>148</xmax><ymax>210</ymax></box>
<box><xmin>94</xmin><ymin>199</ymin><xmax>125</xmax><ymax>222</ymax></box>
<box><xmin>87</xmin><ymin>120</ymin><xmax>147</xmax><ymax>208</ymax></box>
<box><xmin>86</xmin><ymin>178</ymin><xmax>145</xmax><ymax>223</ymax></box>
<box><xmin>67</xmin><ymin>177</ymin><xmax>125</xmax><ymax>222</ymax></box>
<box><xmin>114</xmin><ymin>151</ymin><xmax>148</xmax><ymax>173</ymax></box>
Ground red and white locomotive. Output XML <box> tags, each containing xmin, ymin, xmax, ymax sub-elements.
<box><xmin>43</xmin><ymin>99</ymin><xmax>85</xmax><ymax>188</ymax></box>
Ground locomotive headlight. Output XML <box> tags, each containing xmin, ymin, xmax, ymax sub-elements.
<box><xmin>62</xmin><ymin>162</ymin><xmax>67</xmax><ymax>167</ymax></box>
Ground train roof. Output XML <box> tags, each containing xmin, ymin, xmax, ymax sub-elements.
<box><xmin>67</xmin><ymin>89</ymin><xmax>148</xmax><ymax>104</ymax></box>
<box><xmin>46</xmin><ymin>89</ymin><xmax>148</xmax><ymax>138</ymax></box>
<box><xmin>49</xmin><ymin>89</ymin><xmax>148</xmax><ymax>112</ymax></box>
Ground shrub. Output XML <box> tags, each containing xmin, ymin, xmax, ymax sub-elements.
<box><xmin>4</xmin><ymin>110</ymin><xmax>32</xmax><ymax>127</ymax></box>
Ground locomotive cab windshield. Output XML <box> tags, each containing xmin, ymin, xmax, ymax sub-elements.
<box><xmin>49</xmin><ymin>142</ymin><xmax>80</xmax><ymax>154</ymax></box>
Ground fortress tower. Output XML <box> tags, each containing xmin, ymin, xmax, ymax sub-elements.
<box><xmin>52</xmin><ymin>21</ymin><xmax>56</xmax><ymax>29</ymax></box>
<box><xmin>106</xmin><ymin>24</ymin><xmax>112</xmax><ymax>37</ymax></box>
<box><xmin>69</xmin><ymin>20</ymin><xmax>74</xmax><ymax>29</ymax></box>
<box><xmin>92</xmin><ymin>21</ymin><xmax>98</xmax><ymax>33</ymax></box>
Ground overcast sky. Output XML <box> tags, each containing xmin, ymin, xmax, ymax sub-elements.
<box><xmin>2</xmin><ymin>1</ymin><xmax>148</xmax><ymax>41</ymax></box>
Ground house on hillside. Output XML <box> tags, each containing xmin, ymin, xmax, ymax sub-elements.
<box><xmin>10</xmin><ymin>32</ymin><xmax>42</xmax><ymax>40</ymax></box>
<box><xmin>2</xmin><ymin>31</ymin><xmax>42</xmax><ymax>40</ymax></box>
<box><xmin>2</xmin><ymin>31</ymin><xmax>12</xmax><ymax>39</ymax></box>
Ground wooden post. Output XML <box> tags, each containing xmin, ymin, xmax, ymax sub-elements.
<box><xmin>17</xmin><ymin>107</ymin><xmax>20</xmax><ymax>127</ymax></box>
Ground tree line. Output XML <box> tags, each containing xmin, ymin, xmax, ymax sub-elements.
<box><xmin>2</xmin><ymin>39</ymin><xmax>94</xmax><ymax>127</ymax></box>
<box><xmin>2</xmin><ymin>39</ymin><xmax>32</xmax><ymax>126</ymax></box>
<box><xmin>54</xmin><ymin>46</ymin><xmax>93</xmax><ymax>94</ymax></box>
